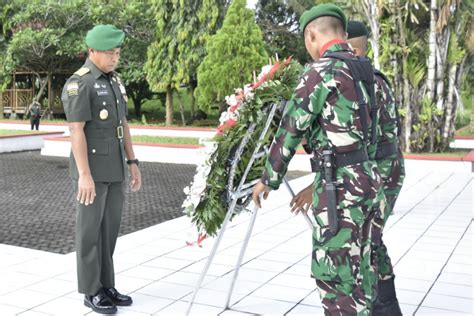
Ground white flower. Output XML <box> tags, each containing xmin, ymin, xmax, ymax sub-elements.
<box><xmin>257</xmin><ymin>64</ymin><xmax>272</xmax><ymax>81</ymax></box>
<box><xmin>225</xmin><ymin>94</ymin><xmax>239</xmax><ymax>107</ymax></box>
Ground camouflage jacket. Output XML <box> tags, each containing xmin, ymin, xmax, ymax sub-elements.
<box><xmin>261</xmin><ymin>42</ymin><xmax>382</xmax><ymax>210</ymax></box>
<box><xmin>374</xmin><ymin>71</ymin><xmax>401</xmax><ymax>149</ymax></box>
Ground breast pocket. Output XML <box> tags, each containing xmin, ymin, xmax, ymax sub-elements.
<box><xmin>87</xmin><ymin>139</ymin><xmax>109</xmax><ymax>156</ymax></box>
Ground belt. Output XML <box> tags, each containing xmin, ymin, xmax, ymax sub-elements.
<box><xmin>375</xmin><ymin>142</ymin><xmax>398</xmax><ymax>160</ymax></box>
<box><xmin>84</xmin><ymin>126</ymin><xmax>124</xmax><ymax>139</ymax></box>
<box><xmin>310</xmin><ymin>147</ymin><xmax>369</xmax><ymax>172</ymax></box>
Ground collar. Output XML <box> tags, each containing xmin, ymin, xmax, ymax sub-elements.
<box><xmin>84</xmin><ymin>59</ymin><xmax>108</xmax><ymax>80</ymax></box>
<box><xmin>320</xmin><ymin>39</ymin><xmax>347</xmax><ymax>56</ymax></box>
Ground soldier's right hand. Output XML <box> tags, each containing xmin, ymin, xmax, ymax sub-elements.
<box><xmin>290</xmin><ymin>184</ymin><xmax>313</xmax><ymax>215</ymax></box>
<box><xmin>77</xmin><ymin>174</ymin><xmax>96</xmax><ymax>206</ymax></box>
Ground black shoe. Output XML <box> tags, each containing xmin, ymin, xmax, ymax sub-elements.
<box><xmin>103</xmin><ymin>287</ymin><xmax>133</xmax><ymax>306</ymax></box>
<box><xmin>84</xmin><ymin>290</ymin><xmax>117</xmax><ymax>314</ymax></box>
<box><xmin>373</xmin><ymin>278</ymin><xmax>403</xmax><ymax>316</ymax></box>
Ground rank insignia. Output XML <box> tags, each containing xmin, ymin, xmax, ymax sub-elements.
<box><xmin>119</xmin><ymin>84</ymin><xmax>126</xmax><ymax>95</ymax></box>
<box><xmin>66</xmin><ymin>82</ymin><xmax>79</xmax><ymax>96</ymax></box>
<box><xmin>99</xmin><ymin>109</ymin><xmax>109</xmax><ymax>120</ymax></box>
<box><xmin>94</xmin><ymin>83</ymin><xmax>100</xmax><ymax>89</ymax></box>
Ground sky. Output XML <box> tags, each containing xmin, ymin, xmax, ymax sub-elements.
<box><xmin>247</xmin><ymin>0</ymin><xmax>257</xmax><ymax>9</ymax></box>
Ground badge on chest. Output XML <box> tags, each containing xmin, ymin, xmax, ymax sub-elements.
<box><xmin>99</xmin><ymin>101</ymin><xmax>109</xmax><ymax>120</ymax></box>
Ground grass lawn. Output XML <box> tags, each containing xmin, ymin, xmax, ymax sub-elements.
<box><xmin>127</xmin><ymin>89</ymin><xmax>219</xmax><ymax>127</ymax></box>
<box><xmin>455</xmin><ymin>126</ymin><xmax>474</xmax><ymax>137</ymax></box>
<box><xmin>404</xmin><ymin>150</ymin><xmax>470</xmax><ymax>158</ymax></box>
<box><xmin>0</xmin><ymin>129</ymin><xmax>42</xmax><ymax>136</ymax></box>
<box><xmin>131</xmin><ymin>135</ymin><xmax>200</xmax><ymax>145</ymax></box>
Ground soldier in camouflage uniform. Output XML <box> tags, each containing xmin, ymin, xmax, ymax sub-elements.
<box><xmin>252</xmin><ymin>4</ymin><xmax>384</xmax><ymax>315</ymax></box>
<box><xmin>347</xmin><ymin>21</ymin><xmax>404</xmax><ymax>315</ymax></box>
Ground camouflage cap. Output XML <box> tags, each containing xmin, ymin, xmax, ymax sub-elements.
<box><xmin>299</xmin><ymin>4</ymin><xmax>347</xmax><ymax>33</ymax></box>
<box><xmin>347</xmin><ymin>21</ymin><xmax>369</xmax><ymax>39</ymax></box>
<box><xmin>85</xmin><ymin>24</ymin><xmax>125</xmax><ymax>51</ymax></box>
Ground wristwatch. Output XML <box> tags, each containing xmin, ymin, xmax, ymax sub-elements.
<box><xmin>126</xmin><ymin>159</ymin><xmax>139</xmax><ymax>166</ymax></box>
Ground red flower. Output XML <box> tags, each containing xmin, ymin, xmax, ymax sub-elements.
<box><xmin>251</xmin><ymin>57</ymin><xmax>293</xmax><ymax>90</ymax></box>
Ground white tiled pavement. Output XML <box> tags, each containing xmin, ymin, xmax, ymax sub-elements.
<box><xmin>0</xmin><ymin>160</ymin><xmax>472</xmax><ymax>315</ymax></box>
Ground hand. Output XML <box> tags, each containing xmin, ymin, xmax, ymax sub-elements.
<box><xmin>129</xmin><ymin>164</ymin><xmax>142</xmax><ymax>192</ymax></box>
<box><xmin>252</xmin><ymin>181</ymin><xmax>270</xmax><ymax>208</ymax></box>
<box><xmin>290</xmin><ymin>184</ymin><xmax>313</xmax><ymax>215</ymax></box>
<box><xmin>77</xmin><ymin>174</ymin><xmax>96</xmax><ymax>205</ymax></box>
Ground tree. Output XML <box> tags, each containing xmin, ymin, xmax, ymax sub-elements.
<box><xmin>0</xmin><ymin>0</ymin><xmax>92</xmax><ymax>108</ymax></box>
<box><xmin>255</xmin><ymin>0</ymin><xmax>314</xmax><ymax>65</ymax></box>
<box><xmin>195</xmin><ymin>0</ymin><xmax>268</xmax><ymax>111</ymax></box>
<box><xmin>145</xmin><ymin>0</ymin><xmax>227</xmax><ymax>125</ymax></box>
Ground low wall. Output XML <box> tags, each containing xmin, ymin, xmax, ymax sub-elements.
<box><xmin>0</xmin><ymin>121</ymin><xmax>216</xmax><ymax>138</ymax></box>
<box><xmin>0</xmin><ymin>132</ymin><xmax>64</xmax><ymax>153</ymax></box>
<box><xmin>40</xmin><ymin>137</ymin><xmax>311</xmax><ymax>171</ymax></box>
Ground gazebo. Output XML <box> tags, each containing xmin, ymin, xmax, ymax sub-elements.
<box><xmin>1</xmin><ymin>71</ymin><xmax>70</xmax><ymax>119</ymax></box>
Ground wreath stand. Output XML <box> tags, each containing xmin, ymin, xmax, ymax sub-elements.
<box><xmin>186</xmin><ymin>101</ymin><xmax>314</xmax><ymax>315</ymax></box>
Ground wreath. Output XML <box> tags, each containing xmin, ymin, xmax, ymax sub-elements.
<box><xmin>182</xmin><ymin>57</ymin><xmax>302</xmax><ymax>238</ymax></box>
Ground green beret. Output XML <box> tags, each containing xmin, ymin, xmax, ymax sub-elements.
<box><xmin>347</xmin><ymin>21</ymin><xmax>369</xmax><ymax>39</ymax></box>
<box><xmin>299</xmin><ymin>4</ymin><xmax>347</xmax><ymax>33</ymax></box>
<box><xmin>85</xmin><ymin>24</ymin><xmax>125</xmax><ymax>51</ymax></box>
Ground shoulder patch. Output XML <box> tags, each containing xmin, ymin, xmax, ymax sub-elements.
<box><xmin>67</xmin><ymin>81</ymin><xmax>79</xmax><ymax>96</ymax></box>
<box><xmin>74</xmin><ymin>67</ymin><xmax>90</xmax><ymax>76</ymax></box>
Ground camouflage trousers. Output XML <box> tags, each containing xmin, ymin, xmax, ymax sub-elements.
<box><xmin>374</xmin><ymin>154</ymin><xmax>405</xmax><ymax>280</ymax></box>
<box><xmin>311</xmin><ymin>202</ymin><xmax>382</xmax><ymax>315</ymax></box>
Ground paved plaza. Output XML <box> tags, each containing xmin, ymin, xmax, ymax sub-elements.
<box><xmin>0</xmin><ymin>157</ymin><xmax>472</xmax><ymax>315</ymax></box>
<box><xmin>0</xmin><ymin>151</ymin><xmax>196</xmax><ymax>253</ymax></box>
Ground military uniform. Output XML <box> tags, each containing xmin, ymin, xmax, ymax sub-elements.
<box><xmin>262</xmin><ymin>36</ymin><xmax>384</xmax><ymax>316</ymax></box>
<box><xmin>347</xmin><ymin>20</ymin><xmax>404</xmax><ymax>315</ymax></box>
<box><xmin>373</xmin><ymin>71</ymin><xmax>405</xmax><ymax>278</ymax></box>
<box><xmin>62</xmin><ymin>24</ymin><xmax>135</xmax><ymax>314</ymax></box>
<box><xmin>29</xmin><ymin>102</ymin><xmax>41</xmax><ymax>130</ymax></box>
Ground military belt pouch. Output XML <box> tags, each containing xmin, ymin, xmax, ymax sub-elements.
<box><xmin>310</xmin><ymin>147</ymin><xmax>369</xmax><ymax>172</ymax></box>
<box><xmin>85</xmin><ymin>126</ymin><xmax>124</xmax><ymax>139</ymax></box>
<box><xmin>375</xmin><ymin>142</ymin><xmax>398</xmax><ymax>160</ymax></box>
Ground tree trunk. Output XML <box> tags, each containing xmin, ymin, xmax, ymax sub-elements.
<box><xmin>442</xmin><ymin>63</ymin><xmax>458</xmax><ymax>146</ymax></box>
<box><xmin>190</xmin><ymin>85</ymin><xmax>196</xmax><ymax>119</ymax></box>
<box><xmin>435</xmin><ymin>28</ymin><xmax>450</xmax><ymax>110</ymax></box>
<box><xmin>133</xmin><ymin>97</ymin><xmax>142</xmax><ymax>119</ymax></box>
<box><xmin>395</xmin><ymin>4</ymin><xmax>412</xmax><ymax>153</ymax></box>
<box><xmin>176</xmin><ymin>89</ymin><xmax>186</xmax><ymax>126</ymax></box>
<box><xmin>426</xmin><ymin>0</ymin><xmax>437</xmax><ymax>102</ymax></box>
<box><xmin>34</xmin><ymin>72</ymin><xmax>50</xmax><ymax>103</ymax></box>
<box><xmin>165</xmin><ymin>85</ymin><xmax>174</xmax><ymax>126</ymax></box>
<box><xmin>365</xmin><ymin>0</ymin><xmax>380</xmax><ymax>69</ymax></box>
<box><xmin>388</xmin><ymin>0</ymin><xmax>405</xmax><ymax>150</ymax></box>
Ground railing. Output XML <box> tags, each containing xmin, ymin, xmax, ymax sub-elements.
<box><xmin>1</xmin><ymin>89</ymin><xmax>33</xmax><ymax>114</ymax></box>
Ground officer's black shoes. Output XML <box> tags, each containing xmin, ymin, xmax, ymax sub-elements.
<box><xmin>373</xmin><ymin>278</ymin><xmax>403</xmax><ymax>316</ymax></box>
<box><xmin>103</xmin><ymin>287</ymin><xmax>133</xmax><ymax>306</ymax></box>
<box><xmin>84</xmin><ymin>289</ymin><xmax>117</xmax><ymax>314</ymax></box>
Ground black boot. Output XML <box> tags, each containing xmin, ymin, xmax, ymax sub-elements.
<box><xmin>373</xmin><ymin>278</ymin><xmax>403</xmax><ymax>316</ymax></box>
<box><xmin>84</xmin><ymin>289</ymin><xmax>117</xmax><ymax>314</ymax></box>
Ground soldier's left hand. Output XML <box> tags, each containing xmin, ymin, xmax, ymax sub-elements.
<box><xmin>290</xmin><ymin>184</ymin><xmax>313</xmax><ymax>215</ymax></box>
<box><xmin>129</xmin><ymin>164</ymin><xmax>141</xmax><ymax>192</ymax></box>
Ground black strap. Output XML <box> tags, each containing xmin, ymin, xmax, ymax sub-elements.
<box><xmin>375</xmin><ymin>141</ymin><xmax>398</xmax><ymax>160</ymax></box>
<box><xmin>374</xmin><ymin>70</ymin><xmax>402</xmax><ymax>137</ymax></box>
<box><xmin>310</xmin><ymin>147</ymin><xmax>369</xmax><ymax>172</ymax></box>
<box><xmin>326</xmin><ymin>53</ymin><xmax>378</xmax><ymax>144</ymax></box>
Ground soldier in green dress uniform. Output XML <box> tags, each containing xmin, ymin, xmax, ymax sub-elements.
<box><xmin>62</xmin><ymin>24</ymin><xmax>142</xmax><ymax>314</ymax></box>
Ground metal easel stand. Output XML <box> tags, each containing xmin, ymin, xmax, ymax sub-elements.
<box><xmin>186</xmin><ymin>102</ymin><xmax>314</xmax><ymax>315</ymax></box>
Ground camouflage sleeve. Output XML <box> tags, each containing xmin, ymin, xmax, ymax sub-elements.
<box><xmin>61</xmin><ymin>77</ymin><xmax>92</xmax><ymax>122</ymax></box>
<box><xmin>261</xmin><ymin>67</ymin><xmax>329</xmax><ymax>189</ymax></box>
